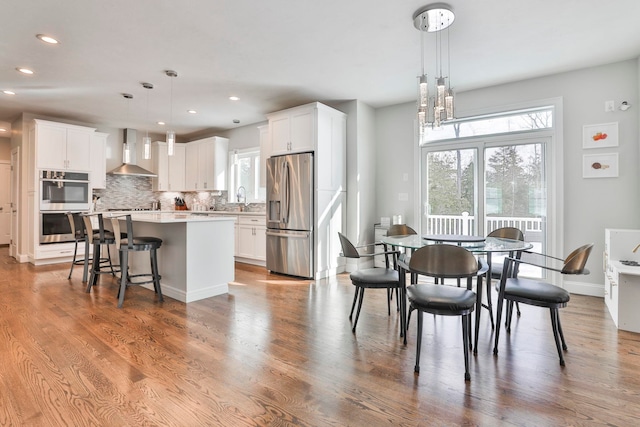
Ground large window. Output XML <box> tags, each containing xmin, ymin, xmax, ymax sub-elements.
<box><xmin>420</xmin><ymin>107</ymin><xmax>555</xmax><ymax>278</ymax></box>
<box><xmin>228</xmin><ymin>148</ymin><xmax>265</xmax><ymax>203</ymax></box>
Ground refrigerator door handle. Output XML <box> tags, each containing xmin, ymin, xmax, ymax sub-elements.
<box><xmin>266</xmin><ymin>230</ymin><xmax>309</xmax><ymax>238</ymax></box>
<box><xmin>282</xmin><ymin>160</ymin><xmax>291</xmax><ymax>224</ymax></box>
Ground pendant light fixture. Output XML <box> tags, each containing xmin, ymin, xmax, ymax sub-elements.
<box><xmin>141</xmin><ymin>82</ymin><xmax>153</xmax><ymax>160</ymax></box>
<box><xmin>414</xmin><ymin>4</ymin><xmax>455</xmax><ymax>136</ymax></box>
<box><xmin>122</xmin><ymin>93</ymin><xmax>133</xmax><ymax>164</ymax></box>
<box><xmin>165</xmin><ymin>70</ymin><xmax>177</xmax><ymax>156</ymax></box>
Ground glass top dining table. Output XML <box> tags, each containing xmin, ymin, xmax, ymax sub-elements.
<box><xmin>380</xmin><ymin>235</ymin><xmax>533</xmax><ymax>254</ymax></box>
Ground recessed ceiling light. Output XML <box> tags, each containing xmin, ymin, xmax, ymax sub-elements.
<box><xmin>36</xmin><ymin>34</ymin><xmax>59</xmax><ymax>44</ymax></box>
<box><xmin>187</xmin><ymin>110</ymin><xmax>197</xmax><ymax>114</ymax></box>
<box><xmin>0</xmin><ymin>128</ymin><xmax>7</xmax><ymax>133</ymax></box>
<box><xmin>157</xmin><ymin>121</ymin><xmax>166</xmax><ymax>126</ymax></box>
<box><xmin>229</xmin><ymin>96</ymin><xmax>239</xmax><ymax>101</ymax></box>
<box><xmin>3</xmin><ymin>90</ymin><xmax>16</xmax><ymax>95</ymax></box>
<box><xmin>16</xmin><ymin>67</ymin><xmax>34</xmax><ymax>75</ymax></box>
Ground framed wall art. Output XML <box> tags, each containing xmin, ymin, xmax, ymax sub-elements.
<box><xmin>583</xmin><ymin>122</ymin><xmax>618</xmax><ymax>149</ymax></box>
<box><xmin>583</xmin><ymin>153</ymin><xmax>618</xmax><ymax>178</ymax></box>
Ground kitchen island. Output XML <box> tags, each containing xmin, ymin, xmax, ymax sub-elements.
<box><xmin>107</xmin><ymin>212</ymin><xmax>236</xmax><ymax>303</ymax></box>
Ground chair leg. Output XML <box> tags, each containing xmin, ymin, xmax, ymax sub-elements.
<box><xmin>493</xmin><ymin>295</ymin><xmax>505</xmax><ymax>356</ymax></box>
<box><xmin>414</xmin><ymin>310</ymin><xmax>423</xmax><ymax>373</ymax></box>
<box><xmin>150</xmin><ymin>249</ymin><xmax>163</xmax><ymax>302</ymax></box>
<box><xmin>506</xmin><ymin>301</ymin><xmax>514</xmax><ymax>332</ymax></box>
<box><xmin>68</xmin><ymin>240</ymin><xmax>79</xmax><ymax>279</ymax></box>
<box><xmin>485</xmin><ymin>277</ymin><xmax>495</xmax><ymax>329</ymax></box>
<box><xmin>86</xmin><ymin>243</ymin><xmax>100</xmax><ymax>293</ymax></box>
<box><xmin>557</xmin><ymin>311</ymin><xmax>567</xmax><ymax>351</ymax></box>
<box><xmin>107</xmin><ymin>243</ymin><xmax>116</xmax><ymax>276</ymax></box>
<box><xmin>352</xmin><ymin>287</ymin><xmax>365</xmax><ymax>333</ymax></box>
<box><xmin>550</xmin><ymin>309</ymin><xmax>565</xmax><ymax>366</ymax></box>
<box><xmin>82</xmin><ymin>239</ymin><xmax>91</xmax><ymax>283</ymax></box>
<box><xmin>516</xmin><ymin>302</ymin><xmax>521</xmax><ymax>316</ymax></box>
<box><xmin>474</xmin><ymin>275</ymin><xmax>483</xmax><ymax>354</ymax></box>
<box><xmin>462</xmin><ymin>314</ymin><xmax>471</xmax><ymax>381</ymax></box>
<box><xmin>349</xmin><ymin>286</ymin><xmax>359</xmax><ymax>319</ymax></box>
<box><xmin>386</xmin><ymin>288</ymin><xmax>391</xmax><ymax>316</ymax></box>
<box><xmin>117</xmin><ymin>251</ymin><xmax>128</xmax><ymax>308</ymax></box>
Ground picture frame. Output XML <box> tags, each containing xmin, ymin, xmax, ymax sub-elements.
<box><xmin>583</xmin><ymin>153</ymin><xmax>618</xmax><ymax>178</ymax></box>
<box><xmin>583</xmin><ymin>122</ymin><xmax>618</xmax><ymax>149</ymax></box>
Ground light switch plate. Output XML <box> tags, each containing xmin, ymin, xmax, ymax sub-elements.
<box><xmin>605</xmin><ymin>100</ymin><xmax>615</xmax><ymax>112</ymax></box>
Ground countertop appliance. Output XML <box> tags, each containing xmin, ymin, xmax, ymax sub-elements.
<box><xmin>40</xmin><ymin>170</ymin><xmax>90</xmax><ymax>211</ymax></box>
<box><xmin>266</xmin><ymin>152</ymin><xmax>313</xmax><ymax>278</ymax></box>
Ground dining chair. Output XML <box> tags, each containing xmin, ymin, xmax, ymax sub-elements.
<box><xmin>110</xmin><ymin>215</ymin><xmax>164</xmax><ymax>308</ymax></box>
<box><xmin>486</xmin><ymin>227</ymin><xmax>526</xmax><ymax>323</ymax></box>
<box><xmin>385</xmin><ymin>224</ymin><xmax>417</xmax><ymax>304</ymax></box>
<box><xmin>338</xmin><ymin>232</ymin><xmax>401</xmax><ymax>334</ymax></box>
<box><xmin>493</xmin><ymin>243</ymin><xmax>593</xmax><ymax>366</ymax></box>
<box><xmin>403</xmin><ymin>244</ymin><xmax>478</xmax><ymax>380</ymax></box>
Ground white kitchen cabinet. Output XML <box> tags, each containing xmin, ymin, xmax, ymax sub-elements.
<box><xmin>34</xmin><ymin>119</ymin><xmax>93</xmax><ymax>171</ymax></box>
<box><xmin>258</xmin><ymin>125</ymin><xmax>269</xmax><ymax>187</ymax></box>
<box><xmin>237</xmin><ymin>216</ymin><xmax>266</xmax><ymax>261</ymax></box>
<box><xmin>267</xmin><ymin>105</ymin><xmax>315</xmax><ymax>155</ymax></box>
<box><xmin>604</xmin><ymin>229</ymin><xmax>640</xmax><ymax>333</ymax></box>
<box><xmin>90</xmin><ymin>132</ymin><xmax>108</xmax><ymax>189</ymax></box>
<box><xmin>153</xmin><ymin>142</ymin><xmax>185</xmax><ymax>191</ymax></box>
<box><xmin>185</xmin><ymin>137</ymin><xmax>228</xmax><ymax>191</ymax></box>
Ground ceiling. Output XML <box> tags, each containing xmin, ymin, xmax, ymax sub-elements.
<box><xmin>2</xmin><ymin>0</ymin><xmax>640</xmax><ymax>139</ymax></box>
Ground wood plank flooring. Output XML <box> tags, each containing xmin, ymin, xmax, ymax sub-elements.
<box><xmin>1</xmin><ymin>246</ymin><xmax>640</xmax><ymax>426</ymax></box>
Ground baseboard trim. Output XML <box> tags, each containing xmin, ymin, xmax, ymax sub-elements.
<box><xmin>564</xmin><ymin>279</ymin><xmax>603</xmax><ymax>297</ymax></box>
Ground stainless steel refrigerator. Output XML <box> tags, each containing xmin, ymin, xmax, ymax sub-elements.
<box><xmin>266</xmin><ymin>152</ymin><xmax>314</xmax><ymax>278</ymax></box>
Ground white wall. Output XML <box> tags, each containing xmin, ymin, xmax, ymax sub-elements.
<box><xmin>374</xmin><ymin>59</ymin><xmax>639</xmax><ymax>294</ymax></box>
<box><xmin>0</xmin><ymin>137</ymin><xmax>10</xmax><ymax>160</ymax></box>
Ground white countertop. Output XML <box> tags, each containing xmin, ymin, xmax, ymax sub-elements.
<box><xmin>612</xmin><ymin>260</ymin><xmax>640</xmax><ymax>276</ymax></box>
<box><xmin>103</xmin><ymin>211</ymin><xmax>238</xmax><ymax>224</ymax></box>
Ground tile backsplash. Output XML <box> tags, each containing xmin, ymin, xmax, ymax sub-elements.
<box><xmin>93</xmin><ymin>175</ymin><xmax>265</xmax><ymax>213</ymax></box>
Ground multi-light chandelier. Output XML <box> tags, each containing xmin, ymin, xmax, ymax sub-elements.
<box><xmin>414</xmin><ymin>4</ymin><xmax>455</xmax><ymax>134</ymax></box>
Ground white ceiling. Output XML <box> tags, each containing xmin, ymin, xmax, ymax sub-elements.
<box><xmin>2</xmin><ymin>0</ymin><xmax>640</xmax><ymax>138</ymax></box>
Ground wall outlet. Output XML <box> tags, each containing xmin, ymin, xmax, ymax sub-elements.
<box><xmin>605</xmin><ymin>100</ymin><xmax>615</xmax><ymax>112</ymax></box>
<box><xmin>398</xmin><ymin>192</ymin><xmax>409</xmax><ymax>202</ymax></box>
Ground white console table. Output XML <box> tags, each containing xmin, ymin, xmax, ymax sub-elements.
<box><xmin>604</xmin><ymin>229</ymin><xmax>640</xmax><ymax>333</ymax></box>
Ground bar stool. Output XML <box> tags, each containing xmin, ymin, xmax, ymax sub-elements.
<box><xmin>109</xmin><ymin>214</ymin><xmax>163</xmax><ymax>308</ymax></box>
<box><xmin>82</xmin><ymin>213</ymin><xmax>119</xmax><ymax>292</ymax></box>
<box><xmin>67</xmin><ymin>212</ymin><xmax>113</xmax><ymax>282</ymax></box>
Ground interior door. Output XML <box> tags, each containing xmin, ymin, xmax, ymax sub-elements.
<box><xmin>10</xmin><ymin>148</ymin><xmax>19</xmax><ymax>257</ymax></box>
<box><xmin>0</xmin><ymin>162</ymin><xmax>10</xmax><ymax>245</ymax></box>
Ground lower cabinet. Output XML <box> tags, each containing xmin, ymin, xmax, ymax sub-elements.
<box><xmin>237</xmin><ymin>216</ymin><xmax>266</xmax><ymax>263</ymax></box>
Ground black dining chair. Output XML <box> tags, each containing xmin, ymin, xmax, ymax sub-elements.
<box><xmin>493</xmin><ymin>243</ymin><xmax>593</xmax><ymax>366</ymax></box>
<box><xmin>110</xmin><ymin>215</ymin><xmax>164</xmax><ymax>308</ymax></box>
<box><xmin>486</xmin><ymin>227</ymin><xmax>526</xmax><ymax>324</ymax></box>
<box><xmin>338</xmin><ymin>232</ymin><xmax>401</xmax><ymax>333</ymax></box>
<box><xmin>403</xmin><ymin>244</ymin><xmax>478</xmax><ymax>380</ymax></box>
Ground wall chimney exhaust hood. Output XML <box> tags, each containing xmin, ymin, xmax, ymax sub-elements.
<box><xmin>108</xmin><ymin>129</ymin><xmax>157</xmax><ymax>177</ymax></box>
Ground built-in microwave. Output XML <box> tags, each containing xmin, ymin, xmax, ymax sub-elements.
<box><xmin>40</xmin><ymin>170</ymin><xmax>90</xmax><ymax>211</ymax></box>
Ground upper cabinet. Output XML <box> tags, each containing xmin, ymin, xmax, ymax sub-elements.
<box><xmin>185</xmin><ymin>136</ymin><xmax>228</xmax><ymax>191</ymax></box>
<box><xmin>266</xmin><ymin>102</ymin><xmax>346</xmax><ymax>191</ymax></box>
<box><xmin>267</xmin><ymin>105</ymin><xmax>315</xmax><ymax>155</ymax></box>
<box><xmin>152</xmin><ymin>142</ymin><xmax>185</xmax><ymax>191</ymax></box>
<box><xmin>90</xmin><ymin>132</ymin><xmax>108</xmax><ymax>189</ymax></box>
<box><xmin>33</xmin><ymin>119</ymin><xmax>94</xmax><ymax>171</ymax></box>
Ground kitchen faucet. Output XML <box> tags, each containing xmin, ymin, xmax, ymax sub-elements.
<box><xmin>236</xmin><ymin>186</ymin><xmax>247</xmax><ymax>205</ymax></box>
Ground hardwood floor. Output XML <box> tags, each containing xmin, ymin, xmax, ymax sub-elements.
<box><xmin>1</xmin><ymin>246</ymin><xmax>639</xmax><ymax>426</ymax></box>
